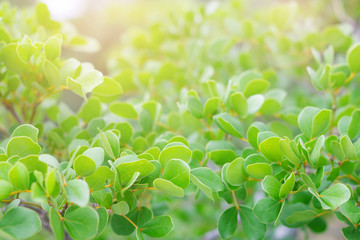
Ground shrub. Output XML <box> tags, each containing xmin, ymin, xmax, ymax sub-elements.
<box><xmin>0</xmin><ymin>1</ymin><xmax>360</xmax><ymax>239</ymax></box>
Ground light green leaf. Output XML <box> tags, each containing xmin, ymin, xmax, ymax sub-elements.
<box><xmin>11</xmin><ymin>124</ymin><xmax>39</xmax><ymax>143</ymax></box>
<box><xmin>110</xmin><ymin>102</ymin><xmax>138</xmax><ymax>119</ymax></box>
<box><xmin>226</xmin><ymin>157</ymin><xmax>247</xmax><ymax>186</ymax></box>
<box><xmin>116</xmin><ymin>159</ymin><xmax>155</xmax><ymax>185</ymax></box>
<box><xmin>0</xmin><ymin>207</ymin><xmax>42</xmax><ymax>239</ymax></box>
<box><xmin>6</xmin><ymin>136</ymin><xmax>41</xmax><ymax>157</ymax></box>
<box><xmin>45</xmin><ymin>35</ymin><xmax>62</xmax><ymax>60</ymax></box>
<box><xmin>246</xmin><ymin>163</ymin><xmax>272</xmax><ymax>179</ymax></box>
<box><xmin>214</xmin><ymin>113</ymin><xmax>243</xmax><ymax>138</ymax></box>
<box><xmin>0</xmin><ymin>180</ymin><xmax>12</xmax><ymax>200</ymax></box>
<box><xmin>153</xmin><ymin>178</ymin><xmax>184</xmax><ymax>197</ymax></box>
<box><xmin>8</xmin><ymin>162</ymin><xmax>29</xmax><ymax>190</ymax></box>
<box><xmin>310</xmin><ymin>135</ymin><xmax>325</xmax><ymax>166</ymax></box>
<box><xmin>261</xmin><ymin>175</ymin><xmax>281</xmax><ymax>199</ymax></box>
<box><xmin>66</xmin><ymin>179</ymin><xmax>90</xmax><ymax>207</ymax></box>
<box><xmin>73</xmin><ymin>154</ymin><xmax>96</xmax><ymax>177</ymax></box>
<box><xmin>49</xmin><ymin>207</ymin><xmax>64</xmax><ymax>240</ymax></box>
<box><xmin>80</xmin><ymin>97</ymin><xmax>102</xmax><ymax>122</ymax></box>
<box><xmin>161</xmin><ymin>159</ymin><xmax>190</xmax><ymax>189</ymax></box>
<box><xmin>159</xmin><ymin>142</ymin><xmax>192</xmax><ymax>167</ymax></box>
<box><xmin>279</xmin><ymin>173</ymin><xmax>295</xmax><ymax>198</ymax></box>
<box><xmin>230</xmin><ymin>92</ymin><xmax>248</xmax><ymax>118</ymax></box>
<box><xmin>63</xmin><ymin>206</ymin><xmax>99</xmax><ymax>240</ymax></box>
<box><xmin>320</xmin><ymin>183</ymin><xmax>351</xmax><ymax>210</ymax></box>
<box><xmin>112</xmin><ymin>201</ymin><xmax>129</xmax><ymax>215</ymax></box>
<box><xmin>259</xmin><ymin>136</ymin><xmax>283</xmax><ymax>162</ymax></box>
<box><xmin>347</xmin><ymin>43</ymin><xmax>360</xmax><ymax>73</ymax></box>
<box><xmin>141</xmin><ymin>215</ymin><xmax>174</xmax><ymax>238</ymax></box>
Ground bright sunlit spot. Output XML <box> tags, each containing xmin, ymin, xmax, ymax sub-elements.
<box><xmin>38</xmin><ymin>0</ymin><xmax>86</xmax><ymax>20</ymax></box>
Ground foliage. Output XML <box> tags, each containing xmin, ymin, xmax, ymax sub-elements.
<box><xmin>1</xmin><ymin>0</ymin><xmax>360</xmax><ymax>239</ymax></box>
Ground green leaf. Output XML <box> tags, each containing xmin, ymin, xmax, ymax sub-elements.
<box><xmin>239</xmin><ymin>205</ymin><xmax>266</xmax><ymax>240</ymax></box>
<box><xmin>191</xmin><ymin>167</ymin><xmax>224</xmax><ymax>192</ymax></box>
<box><xmin>320</xmin><ymin>183</ymin><xmax>351</xmax><ymax>210</ymax></box>
<box><xmin>93</xmin><ymin>76</ymin><xmax>123</xmax><ymax>101</ymax></box>
<box><xmin>121</xmin><ymin>172</ymin><xmax>140</xmax><ymax>195</ymax></box>
<box><xmin>110</xmin><ymin>102</ymin><xmax>138</xmax><ymax>119</ymax></box>
<box><xmin>67</xmin><ymin>70</ymin><xmax>104</xmax><ymax>98</ymax></box>
<box><xmin>49</xmin><ymin>207</ymin><xmax>64</xmax><ymax>240</ymax></box>
<box><xmin>136</xmin><ymin>227</ymin><xmax>144</xmax><ymax>240</ymax></box>
<box><xmin>8</xmin><ymin>162</ymin><xmax>29</xmax><ymax>190</ymax></box>
<box><xmin>230</xmin><ymin>92</ymin><xmax>248</xmax><ymax>118</ymax></box>
<box><xmin>298</xmin><ymin>106</ymin><xmax>319</xmax><ymax>138</ymax></box>
<box><xmin>279</xmin><ymin>173</ymin><xmax>295</xmax><ymax>198</ymax></box>
<box><xmin>16</xmin><ymin>36</ymin><xmax>35</xmax><ymax>63</ymax></box>
<box><xmin>116</xmin><ymin>159</ymin><xmax>155</xmax><ymax>185</ymax></box>
<box><xmin>301</xmin><ymin>172</ymin><xmax>316</xmax><ymax>189</ymax></box>
<box><xmin>100</xmin><ymin>130</ymin><xmax>119</xmax><ymax>159</ymax></box>
<box><xmin>340</xmin><ymin>200</ymin><xmax>360</xmax><ymax>225</ymax></box>
<box><xmin>247</xmin><ymin>94</ymin><xmax>264</xmax><ymax>115</ymax></box>
<box><xmin>0</xmin><ymin>207</ymin><xmax>42</xmax><ymax>239</ymax></box>
<box><xmin>312</xmin><ymin>109</ymin><xmax>331</xmax><ymax>138</ymax></box>
<box><xmin>259</xmin><ymin>136</ymin><xmax>283</xmax><ymax>162</ymax></box>
<box><xmin>347</xmin><ymin>43</ymin><xmax>360</xmax><ymax>73</ymax></box>
<box><xmin>309</xmin><ymin>135</ymin><xmax>325</xmax><ymax>166</ymax></box>
<box><xmin>203</xmin><ymin>97</ymin><xmax>220</xmax><ymax>122</ymax></box>
<box><xmin>246</xmin><ymin>163</ymin><xmax>272</xmax><ymax>179</ymax></box>
<box><xmin>281</xmin><ymin>203</ymin><xmax>314</xmax><ymax>228</ymax></box>
<box><xmin>253</xmin><ymin>197</ymin><xmax>282</xmax><ymax>224</ymax></box>
<box><xmin>115</xmin><ymin>122</ymin><xmax>133</xmax><ymax>144</ymax></box>
<box><xmin>261</xmin><ymin>175</ymin><xmax>281</xmax><ymax>199</ymax></box>
<box><xmin>112</xmin><ymin>201</ymin><xmax>129</xmax><ymax>215</ymax></box>
<box><xmin>6</xmin><ymin>136</ymin><xmax>41</xmax><ymax>157</ymax></box>
<box><xmin>153</xmin><ymin>178</ymin><xmax>184</xmax><ymax>197</ymax></box>
<box><xmin>74</xmin><ymin>154</ymin><xmax>96</xmax><ymax>177</ymax></box>
<box><xmin>307</xmin><ymin>217</ymin><xmax>327</xmax><ymax>233</ymax></box>
<box><xmin>43</xmin><ymin>60</ymin><xmax>60</xmax><ymax>87</ymax></box>
<box><xmin>96</xmin><ymin>207</ymin><xmax>108</xmax><ymax>236</ymax></box>
<box><xmin>11</xmin><ymin>124</ymin><xmax>39</xmax><ymax>143</ymax></box>
<box><xmin>63</xmin><ymin>206</ymin><xmax>99</xmax><ymax>240</ymax></box>
<box><xmin>1</xmin><ymin>43</ymin><xmax>29</xmax><ymax>74</ymax></box>
<box><xmin>244</xmin><ymin>79</ymin><xmax>269</xmax><ymax>97</ymax></box>
<box><xmin>111</xmin><ymin>207</ymin><xmax>152</xmax><ymax>236</ymax></box>
<box><xmin>85</xmin><ymin>166</ymin><xmax>114</xmax><ymax>191</ymax></box>
<box><xmin>46</xmin><ymin>169</ymin><xmax>60</xmax><ymax>198</ymax></box>
<box><xmin>159</xmin><ymin>142</ymin><xmax>192</xmax><ymax>167</ymax></box>
<box><xmin>218</xmin><ymin>206</ymin><xmax>238</xmax><ymax>239</ymax></box>
<box><xmin>206</xmin><ymin>140</ymin><xmax>236</xmax><ymax>165</ymax></box>
<box><xmin>340</xmin><ymin>135</ymin><xmax>358</xmax><ymax>160</ymax></box>
<box><xmin>66</xmin><ymin>179</ymin><xmax>90</xmax><ymax>207</ymax></box>
<box><xmin>161</xmin><ymin>159</ymin><xmax>190</xmax><ymax>189</ymax></box>
<box><xmin>82</xmin><ymin>147</ymin><xmax>104</xmax><ymax>168</ymax></box>
<box><xmin>286</xmin><ymin>210</ymin><xmax>317</xmax><ymax>225</ymax></box>
<box><xmin>247</xmin><ymin>122</ymin><xmax>267</xmax><ymax>149</ymax></box>
<box><xmin>342</xmin><ymin>226</ymin><xmax>360</xmax><ymax>240</ymax></box>
<box><xmin>186</xmin><ymin>95</ymin><xmax>203</xmax><ymax>118</ymax></box>
<box><xmin>214</xmin><ymin>113</ymin><xmax>243</xmax><ymax>138</ymax></box>
<box><xmin>226</xmin><ymin>157</ymin><xmax>247</xmax><ymax>186</ymax></box>
<box><xmin>45</xmin><ymin>35</ymin><xmax>62</xmax><ymax>60</ymax></box>
<box><xmin>347</xmin><ymin>109</ymin><xmax>360</xmax><ymax>139</ymax></box>
<box><xmin>279</xmin><ymin>138</ymin><xmax>301</xmax><ymax>165</ymax></box>
<box><xmin>141</xmin><ymin>215</ymin><xmax>174</xmax><ymax>238</ymax></box>
<box><xmin>80</xmin><ymin>97</ymin><xmax>102</xmax><ymax>122</ymax></box>
<box><xmin>0</xmin><ymin>180</ymin><xmax>12</xmax><ymax>200</ymax></box>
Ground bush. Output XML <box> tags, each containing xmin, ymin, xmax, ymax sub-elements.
<box><xmin>0</xmin><ymin>1</ymin><xmax>360</xmax><ymax>239</ymax></box>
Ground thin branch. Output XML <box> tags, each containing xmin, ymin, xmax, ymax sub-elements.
<box><xmin>1</xmin><ymin>100</ymin><xmax>22</xmax><ymax>123</ymax></box>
